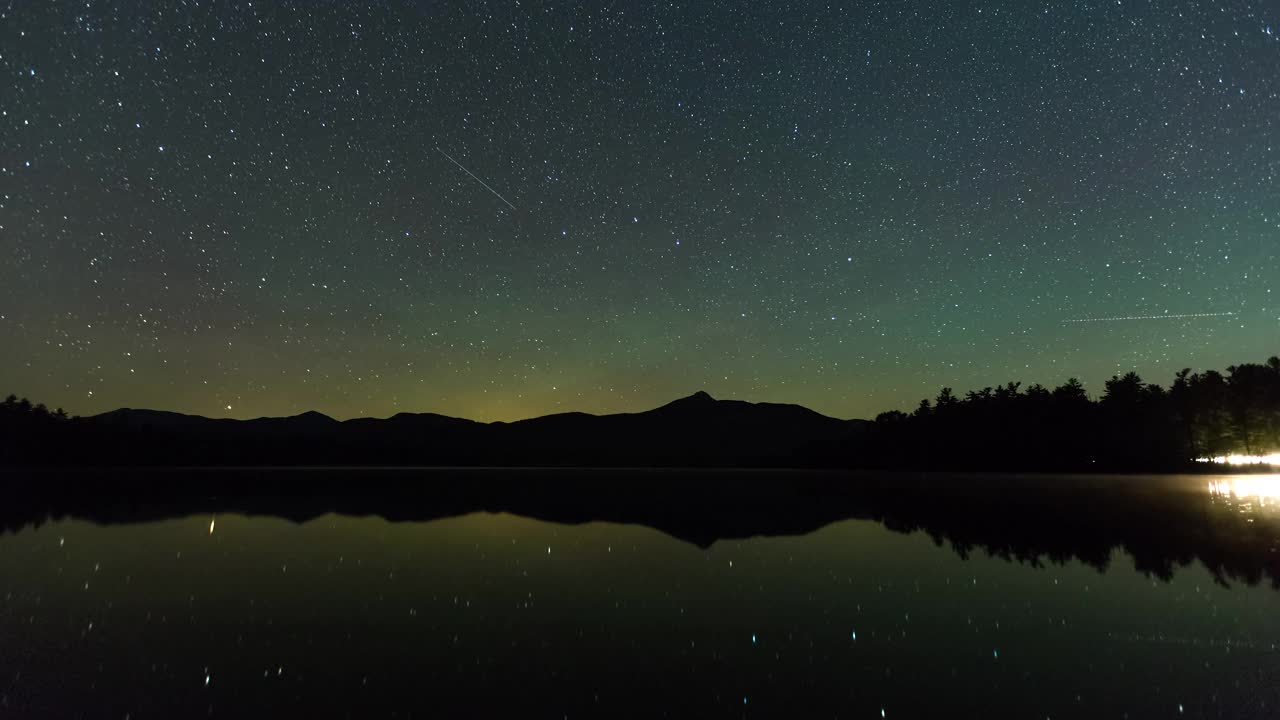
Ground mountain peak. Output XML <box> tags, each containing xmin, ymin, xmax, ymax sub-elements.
<box><xmin>650</xmin><ymin>391</ymin><xmax>717</xmax><ymax>414</ymax></box>
<box><xmin>291</xmin><ymin>410</ymin><xmax>337</xmax><ymax>423</ymax></box>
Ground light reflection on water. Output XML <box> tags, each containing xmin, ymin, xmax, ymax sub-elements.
<box><xmin>1207</xmin><ymin>474</ymin><xmax>1280</xmax><ymax>509</ymax></box>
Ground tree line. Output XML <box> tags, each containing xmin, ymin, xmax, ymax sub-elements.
<box><xmin>1</xmin><ymin>394</ymin><xmax>70</xmax><ymax>422</ymax></box>
<box><xmin>0</xmin><ymin>394</ymin><xmax>73</xmax><ymax>466</ymax></box>
<box><xmin>865</xmin><ymin>356</ymin><xmax>1280</xmax><ymax>470</ymax></box>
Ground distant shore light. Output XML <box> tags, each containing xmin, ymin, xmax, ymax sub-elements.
<box><xmin>1196</xmin><ymin>454</ymin><xmax>1280</xmax><ymax>466</ymax></box>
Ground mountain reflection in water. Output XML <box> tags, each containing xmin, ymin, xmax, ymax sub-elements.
<box><xmin>4</xmin><ymin>469</ymin><xmax>1279</xmax><ymax>589</ymax></box>
<box><xmin>1</xmin><ymin>469</ymin><xmax>1278</xmax><ymax>718</ymax></box>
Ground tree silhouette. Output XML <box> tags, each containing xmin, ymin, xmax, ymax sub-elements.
<box><xmin>1225</xmin><ymin>362</ymin><xmax>1272</xmax><ymax>455</ymax></box>
<box><xmin>864</xmin><ymin>355</ymin><xmax>1280</xmax><ymax>471</ymax></box>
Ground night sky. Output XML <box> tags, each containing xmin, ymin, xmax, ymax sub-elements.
<box><xmin>2</xmin><ymin>1</ymin><xmax>1276</xmax><ymax>422</ymax></box>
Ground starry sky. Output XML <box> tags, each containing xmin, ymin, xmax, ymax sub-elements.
<box><xmin>1</xmin><ymin>1</ymin><xmax>1276</xmax><ymax>422</ymax></box>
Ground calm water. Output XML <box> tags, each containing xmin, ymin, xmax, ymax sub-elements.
<box><xmin>1</xmin><ymin>471</ymin><xmax>1278</xmax><ymax>718</ymax></box>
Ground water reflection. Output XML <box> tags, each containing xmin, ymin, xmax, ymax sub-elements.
<box><xmin>0</xmin><ymin>483</ymin><xmax>1278</xmax><ymax>718</ymax></box>
<box><xmin>3</xmin><ymin>469</ymin><xmax>1280</xmax><ymax>590</ymax></box>
<box><xmin>1208</xmin><ymin>474</ymin><xmax>1280</xmax><ymax>505</ymax></box>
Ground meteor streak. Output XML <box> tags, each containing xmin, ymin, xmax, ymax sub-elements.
<box><xmin>437</xmin><ymin>148</ymin><xmax>517</xmax><ymax>211</ymax></box>
<box><xmin>1063</xmin><ymin>312</ymin><xmax>1235</xmax><ymax>323</ymax></box>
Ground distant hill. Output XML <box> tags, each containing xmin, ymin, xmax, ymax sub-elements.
<box><xmin>64</xmin><ymin>392</ymin><xmax>868</xmax><ymax>467</ymax></box>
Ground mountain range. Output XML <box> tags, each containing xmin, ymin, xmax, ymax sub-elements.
<box><xmin>76</xmin><ymin>391</ymin><xmax>869</xmax><ymax>466</ymax></box>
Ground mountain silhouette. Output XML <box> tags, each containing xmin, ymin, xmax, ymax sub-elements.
<box><xmin>5</xmin><ymin>353</ymin><xmax>1276</xmax><ymax>469</ymax></box>
<box><xmin>56</xmin><ymin>391</ymin><xmax>867</xmax><ymax>467</ymax></box>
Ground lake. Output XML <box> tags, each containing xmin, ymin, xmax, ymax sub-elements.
<box><xmin>1</xmin><ymin>470</ymin><xmax>1277</xmax><ymax>717</ymax></box>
